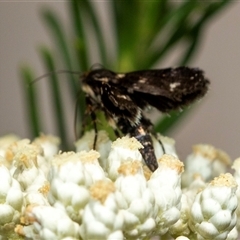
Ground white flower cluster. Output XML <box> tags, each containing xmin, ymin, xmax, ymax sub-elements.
<box><xmin>0</xmin><ymin>131</ymin><xmax>239</xmax><ymax>240</ymax></box>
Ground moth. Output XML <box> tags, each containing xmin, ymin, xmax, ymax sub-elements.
<box><xmin>81</xmin><ymin>67</ymin><xmax>210</xmax><ymax>171</ymax></box>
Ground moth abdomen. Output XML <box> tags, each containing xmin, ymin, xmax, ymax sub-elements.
<box><xmin>130</xmin><ymin>125</ymin><xmax>158</xmax><ymax>172</ymax></box>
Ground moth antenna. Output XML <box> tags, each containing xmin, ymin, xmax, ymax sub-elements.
<box><xmin>31</xmin><ymin>70</ymin><xmax>82</xmax><ymax>85</ymax></box>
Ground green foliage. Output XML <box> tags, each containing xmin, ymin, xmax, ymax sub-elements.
<box><xmin>20</xmin><ymin>66</ymin><xmax>42</xmax><ymax>137</ymax></box>
<box><xmin>20</xmin><ymin>0</ymin><xmax>232</xmax><ymax>148</ymax></box>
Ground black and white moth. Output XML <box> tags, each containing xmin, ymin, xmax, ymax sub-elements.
<box><xmin>81</xmin><ymin>67</ymin><xmax>210</xmax><ymax>172</ymax></box>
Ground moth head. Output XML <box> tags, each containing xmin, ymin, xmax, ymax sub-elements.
<box><xmin>81</xmin><ymin>69</ymin><xmax>116</xmax><ymax>84</ymax></box>
<box><xmin>80</xmin><ymin>69</ymin><xmax>111</xmax><ymax>101</ymax></box>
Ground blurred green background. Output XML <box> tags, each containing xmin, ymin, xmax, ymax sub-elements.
<box><xmin>1</xmin><ymin>1</ymin><xmax>240</xmax><ymax>158</ymax></box>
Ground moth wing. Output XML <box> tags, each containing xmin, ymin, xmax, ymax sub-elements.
<box><xmin>100</xmin><ymin>84</ymin><xmax>146</xmax><ymax>123</ymax></box>
<box><xmin>114</xmin><ymin>67</ymin><xmax>209</xmax><ymax>112</ymax></box>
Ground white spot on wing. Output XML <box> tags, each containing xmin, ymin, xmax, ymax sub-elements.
<box><xmin>170</xmin><ymin>82</ymin><xmax>181</xmax><ymax>92</ymax></box>
<box><xmin>117</xmin><ymin>73</ymin><xmax>126</xmax><ymax>78</ymax></box>
<box><xmin>116</xmin><ymin>94</ymin><xmax>131</xmax><ymax>101</ymax></box>
<box><xmin>139</xmin><ymin>78</ymin><xmax>147</xmax><ymax>83</ymax></box>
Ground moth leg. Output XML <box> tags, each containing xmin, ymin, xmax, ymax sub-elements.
<box><xmin>77</xmin><ymin>109</ymin><xmax>90</xmax><ymax>139</ymax></box>
<box><xmin>159</xmin><ymin>139</ymin><xmax>166</xmax><ymax>154</ymax></box>
<box><xmin>84</xmin><ymin>96</ymin><xmax>99</xmax><ymax>150</ymax></box>
<box><xmin>74</xmin><ymin>92</ymin><xmax>95</xmax><ymax>140</ymax></box>
<box><xmin>90</xmin><ymin>110</ymin><xmax>98</xmax><ymax>150</ymax></box>
<box><xmin>153</xmin><ymin>133</ymin><xmax>166</xmax><ymax>154</ymax></box>
<box><xmin>74</xmin><ymin>94</ymin><xmax>85</xmax><ymax>139</ymax></box>
<box><xmin>114</xmin><ymin>128</ymin><xmax>121</xmax><ymax>138</ymax></box>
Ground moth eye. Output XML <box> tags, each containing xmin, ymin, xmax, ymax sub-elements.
<box><xmin>93</xmin><ymin>73</ymin><xmax>101</xmax><ymax>78</ymax></box>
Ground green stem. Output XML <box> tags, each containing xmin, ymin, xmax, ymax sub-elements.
<box><xmin>20</xmin><ymin>66</ymin><xmax>41</xmax><ymax>137</ymax></box>
<box><xmin>69</xmin><ymin>0</ymin><xmax>89</xmax><ymax>71</ymax></box>
<box><xmin>78</xmin><ymin>0</ymin><xmax>108</xmax><ymax>67</ymax></box>
<box><xmin>41</xmin><ymin>9</ymin><xmax>79</xmax><ymax>100</ymax></box>
<box><xmin>39</xmin><ymin>46</ymin><xmax>68</xmax><ymax>150</ymax></box>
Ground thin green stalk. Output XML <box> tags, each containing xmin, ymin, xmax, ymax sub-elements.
<box><xmin>179</xmin><ymin>0</ymin><xmax>233</xmax><ymax>65</ymax></box>
<box><xmin>39</xmin><ymin>46</ymin><xmax>68</xmax><ymax>150</ymax></box>
<box><xmin>20</xmin><ymin>66</ymin><xmax>41</xmax><ymax>137</ymax></box>
<box><xmin>179</xmin><ymin>33</ymin><xmax>201</xmax><ymax>66</ymax></box>
<box><xmin>137</xmin><ymin>1</ymin><xmax>198</xmax><ymax>69</ymax></box>
<box><xmin>41</xmin><ymin>8</ymin><xmax>86</xmax><ymax>123</ymax></box>
<box><xmin>41</xmin><ymin>9</ymin><xmax>78</xmax><ymax>98</ymax></box>
<box><xmin>142</xmin><ymin>1</ymin><xmax>231</xmax><ymax>69</ymax></box>
<box><xmin>112</xmin><ymin>1</ymin><xmax>143</xmax><ymax>70</ymax></box>
<box><xmin>77</xmin><ymin>0</ymin><xmax>108</xmax><ymax>67</ymax></box>
<box><xmin>69</xmin><ymin>0</ymin><xmax>89</xmax><ymax>71</ymax></box>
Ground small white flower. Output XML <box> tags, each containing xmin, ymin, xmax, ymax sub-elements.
<box><xmin>80</xmin><ymin>180</ymin><xmax>124</xmax><ymax>240</ymax></box>
<box><xmin>23</xmin><ymin>181</ymin><xmax>50</xmax><ymax>208</ymax></box>
<box><xmin>232</xmin><ymin>158</ymin><xmax>240</xmax><ymax>231</ymax></box>
<box><xmin>0</xmin><ymin>164</ymin><xmax>23</xmax><ymax>225</ymax></box>
<box><xmin>48</xmin><ymin>151</ymin><xmax>103</xmax><ymax>223</ymax></box>
<box><xmin>115</xmin><ymin>160</ymin><xmax>157</xmax><ymax>238</ymax></box>
<box><xmin>107</xmin><ymin>136</ymin><xmax>143</xmax><ymax>180</ymax></box>
<box><xmin>148</xmin><ymin>154</ymin><xmax>184</xmax><ymax>235</ymax></box>
<box><xmin>0</xmin><ymin>134</ymin><xmax>19</xmax><ymax>162</ymax></box>
<box><xmin>33</xmin><ymin>133</ymin><xmax>60</xmax><ymax>158</ymax></box>
<box><xmin>25</xmin><ymin>205</ymin><xmax>80</xmax><ymax>240</ymax></box>
<box><xmin>0</xmin><ymin>138</ymin><xmax>31</xmax><ymax>171</ymax></box>
<box><xmin>182</xmin><ymin>144</ymin><xmax>231</xmax><ymax>187</ymax></box>
<box><xmin>170</xmin><ymin>175</ymin><xmax>206</xmax><ymax>238</ymax></box>
<box><xmin>32</xmin><ymin>134</ymin><xmax>60</xmax><ymax>176</ymax></box>
<box><xmin>153</xmin><ymin>133</ymin><xmax>178</xmax><ymax>159</ymax></box>
<box><xmin>49</xmin><ymin>150</ymin><xmax>103</xmax><ymax>183</ymax></box>
<box><xmin>189</xmin><ymin>173</ymin><xmax>238</xmax><ymax>240</ymax></box>
<box><xmin>79</xmin><ymin>150</ymin><xmax>106</xmax><ymax>183</ymax></box>
<box><xmin>12</xmin><ymin>144</ymin><xmax>47</xmax><ymax>192</ymax></box>
<box><xmin>75</xmin><ymin>130</ymin><xmax>112</xmax><ymax>170</ymax></box>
